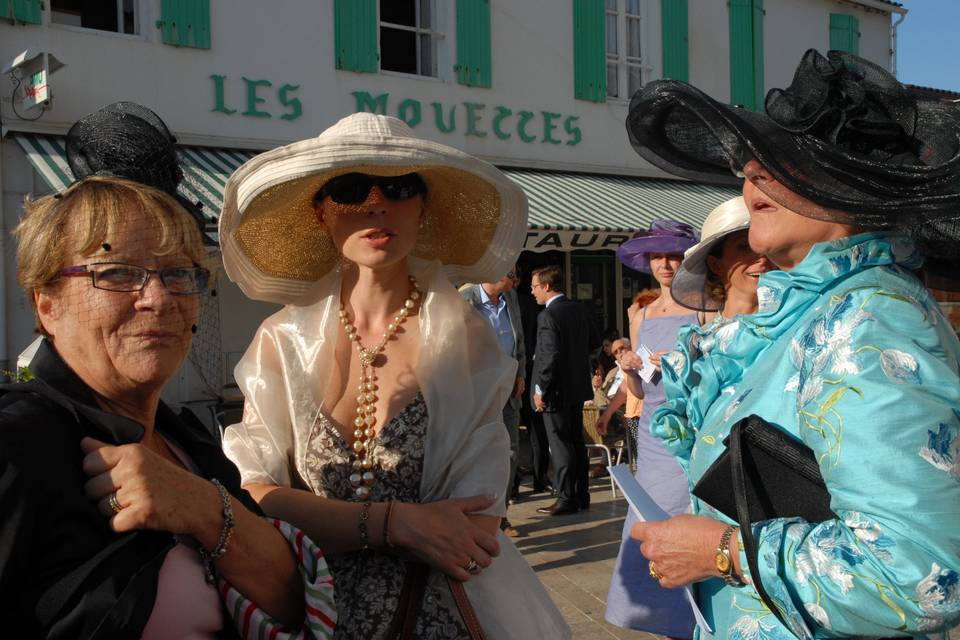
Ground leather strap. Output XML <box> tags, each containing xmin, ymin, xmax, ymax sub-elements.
<box><xmin>729</xmin><ymin>421</ymin><xmax>789</xmax><ymax>627</ymax></box>
<box><xmin>447</xmin><ymin>578</ymin><xmax>487</xmax><ymax>640</ymax></box>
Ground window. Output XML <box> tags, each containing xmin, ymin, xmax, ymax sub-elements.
<box><xmin>380</xmin><ymin>0</ymin><xmax>442</xmax><ymax>77</ymax></box>
<box><xmin>51</xmin><ymin>0</ymin><xmax>137</xmax><ymax>34</ymax></box>
<box><xmin>605</xmin><ymin>0</ymin><xmax>647</xmax><ymax>100</ymax></box>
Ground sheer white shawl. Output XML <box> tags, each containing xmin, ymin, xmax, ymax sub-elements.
<box><xmin>223</xmin><ymin>256</ymin><xmax>570</xmax><ymax>639</ymax></box>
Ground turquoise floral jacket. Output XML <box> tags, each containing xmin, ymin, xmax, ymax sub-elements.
<box><xmin>652</xmin><ymin>233</ymin><xmax>960</xmax><ymax>640</ymax></box>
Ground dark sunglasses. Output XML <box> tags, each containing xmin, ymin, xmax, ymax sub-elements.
<box><xmin>315</xmin><ymin>172</ymin><xmax>427</xmax><ymax>205</ymax></box>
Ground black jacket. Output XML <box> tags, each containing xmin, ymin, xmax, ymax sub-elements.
<box><xmin>0</xmin><ymin>340</ymin><xmax>257</xmax><ymax>639</ymax></box>
<box><xmin>530</xmin><ymin>296</ymin><xmax>601</xmax><ymax>410</ymax></box>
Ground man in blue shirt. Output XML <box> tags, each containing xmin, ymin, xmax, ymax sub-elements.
<box><xmin>461</xmin><ymin>267</ymin><xmax>526</xmax><ymax>537</ymax></box>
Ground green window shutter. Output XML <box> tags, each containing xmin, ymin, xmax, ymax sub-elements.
<box><xmin>456</xmin><ymin>0</ymin><xmax>492</xmax><ymax>88</ymax></box>
<box><xmin>334</xmin><ymin>0</ymin><xmax>378</xmax><ymax>73</ymax></box>
<box><xmin>729</xmin><ymin>0</ymin><xmax>763</xmax><ymax>110</ymax></box>
<box><xmin>830</xmin><ymin>13</ymin><xmax>859</xmax><ymax>55</ymax></box>
<box><xmin>11</xmin><ymin>0</ymin><xmax>42</xmax><ymax>24</ymax></box>
<box><xmin>661</xmin><ymin>0</ymin><xmax>688</xmax><ymax>81</ymax></box>
<box><xmin>160</xmin><ymin>0</ymin><xmax>211</xmax><ymax>49</ymax></box>
<box><xmin>573</xmin><ymin>0</ymin><xmax>605</xmax><ymax>102</ymax></box>
<box><xmin>0</xmin><ymin>1</ymin><xmax>11</xmax><ymax>20</ymax></box>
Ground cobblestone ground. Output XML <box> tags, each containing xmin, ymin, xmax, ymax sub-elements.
<box><xmin>507</xmin><ymin>467</ymin><xmax>960</xmax><ymax>640</ymax></box>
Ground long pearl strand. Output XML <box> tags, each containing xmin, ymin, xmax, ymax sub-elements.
<box><xmin>338</xmin><ymin>276</ymin><xmax>421</xmax><ymax>501</ymax></box>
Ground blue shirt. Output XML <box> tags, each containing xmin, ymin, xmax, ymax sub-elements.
<box><xmin>479</xmin><ymin>286</ymin><xmax>515</xmax><ymax>358</ymax></box>
<box><xmin>652</xmin><ymin>233</ymin><xmax>960</xmax><ymax>639</ymax></box>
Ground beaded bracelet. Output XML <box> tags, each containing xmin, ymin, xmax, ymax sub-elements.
<box><xmin>199</xmin><ymin>478</ymin><xmax>235</xmax><ymax>584</ymax></box>
<box><xmin>358</xmin><ymin>501</ymin><xmax>373</xmax><ymax>550</ymax></box>
<box><xmin>382</xmin><ymin>500</ymin><xmax>396</xmax><ymax>549</ymax></box>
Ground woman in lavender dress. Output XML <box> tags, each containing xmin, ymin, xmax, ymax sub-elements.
<box><xmin>604</xmin><ymin>220</ymin><xmax>700</xmax><ymax>638</ymax></box>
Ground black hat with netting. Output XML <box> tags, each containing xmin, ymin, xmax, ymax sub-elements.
<box><xmin>65</xmin><ymin>101</ymin><xmax>207</xmax><ymax>232</ymax></box>
<box><xmin>626</xmin><ymin>49</ymin><xmax>960</xmax><ymax>285</ymax></box>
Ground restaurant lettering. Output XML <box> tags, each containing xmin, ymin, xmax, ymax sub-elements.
<box><xmin>352</xmin><ymin>91</ymin><xmax>582</xmax><ymax>146</ymax></box>
<box><xmin>210</xmin><ymin>75</ymin><xmax>303</xmax><ymax>121</ymax></box>
<box><xmin>524</xmin><ymin>231</ymin><xmax>630</xmax><ymax>252</ymax></box>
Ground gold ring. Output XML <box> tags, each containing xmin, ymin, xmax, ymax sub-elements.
<box><xmin>648</xmin><ymin>561</ymin><xmax>662</xmax><ymax>581</ymax></box>
<box><xmin>465</xmin><ymin>559</ymin><xmax>481</xmax><ymax>575</ymax></box>
<box><xmin>107</xmin><ymin>492</ymin><xmax>123</xmax><ymax>514</ymax></box>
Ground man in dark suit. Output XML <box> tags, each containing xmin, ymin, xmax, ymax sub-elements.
<box><xmin>461</xmin><ymin>267</ymin><xmax>525</xmax><ymax>536</ymax></box>
<box><xmin>530</xmin><ymin>265</ymin><xmax>600</xmax><ymax>516</ymax></box>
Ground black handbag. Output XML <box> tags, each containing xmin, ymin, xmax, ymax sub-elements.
<box><xmin>692</xmin><ymin>414</ymin><xmax>836</xmax><ymax>627</ymax></box>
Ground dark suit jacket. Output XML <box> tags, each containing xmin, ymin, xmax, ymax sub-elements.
<box><xmin>0</xmin><ymin>340</ymin><xmax>255</xmax><ymax>639</ymax></box>
<box><xmin>531</xmin><ymin>295</ymin><xmax>601</xmax><ymax>410</ymax></box>
<box><xmin>461</xmin><ymin>285</ymin><xmax>525</xmax><ymax>410</ymax></box>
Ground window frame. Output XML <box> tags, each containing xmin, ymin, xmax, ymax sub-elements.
<box><xmin>49</xmin><ymin>0</ymin><xmax>141</xmax><ymax>37</ymax></box>
<box><xmin>378</xmin><ymin>0</ymin><xmax>447</xmax><ymax>79</ymax></box>
<box><xmin>605</xmin><ymin>0</ymin><xmax>652</xmax><ymax>102</ymax></box>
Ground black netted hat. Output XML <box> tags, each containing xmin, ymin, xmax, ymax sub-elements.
<box><xmin>65</xmin><ymin>101</ymin><xmax>206</xmax><ymax>231</ymax></box>
<box><xmin>627</xmin><ymin>49</ymin><xmax>960</xmax><ymax>287</ymax></box>
<box><xmin>627</xmin><ymin>49</ymin><xmax>960</xmax><ymax>226</ymax></box>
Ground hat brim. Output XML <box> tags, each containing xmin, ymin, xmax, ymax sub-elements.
<box><xmin>626</xmin><ymin>80</ymin><xmax>960</xmax><ymax>226</ymax></box>
<box><xmin>616</xmin><ymin>236</ymin><xmax>695</xmax><ymax>273</ymax></box>
<box><xmin>220</xmin><ymin>132</ymin><xmax>528</xmax><ymax>305</ymax></box>
<box><xmin>670</xmin><ymin>223</ymin><xmax>750</xmax><ymax>311</ymax></box>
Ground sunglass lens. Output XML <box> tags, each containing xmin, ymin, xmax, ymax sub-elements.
<box><xmin>327</xmin><ymin>175</ymin><xmax>373</xmax><ymax>204</ymax></box>
<box><xmin>380</xmin><ymin>175</ymin><xmax>423</xmax><ymax>201</ymax></box>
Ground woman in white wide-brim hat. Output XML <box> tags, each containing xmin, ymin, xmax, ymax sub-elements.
<box><xmin>219</xmin><ymin>112</ymin><xmax>569</xmax><ymax>639</ymax></box>
<box><xmin>669</xmin><ymin>196</ymin><xmax>774</xmax><ymax>317</ymax></box>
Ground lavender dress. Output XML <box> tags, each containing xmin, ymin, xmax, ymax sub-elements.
<box><xmin>605</xmin><ymin>308</ymin><xmax>697</xmax><ymax>637</ymax></box>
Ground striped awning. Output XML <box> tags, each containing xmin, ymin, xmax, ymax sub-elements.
<box><xmin>12</xmin><ymin>133</ymin><xmax>259</xmax><ymax>236</ymax></box>
<box><xmin>11</xmin><ymin>134</ymin><xmax>738</xmax><ymax>251</ymax></box>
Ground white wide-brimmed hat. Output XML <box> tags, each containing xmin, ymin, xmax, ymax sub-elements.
<box><xmin>219</xmin><ymin>112</ymin><xmax>528</xmax><ymax>305</ymax></box>
<box><xmin>670</xmin><ymin>196</ymin><xmax>750</xmax><ymax>311</ymax></box>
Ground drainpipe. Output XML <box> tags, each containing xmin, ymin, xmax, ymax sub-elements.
<box><xmin>0</xmin><ymin>138</ymin><xmax>9</xmax><ymax>380</ymax></box>
<box><xmin>890</xmin><ymin>9</ymin><xmax>907</xmax><ymax>76</ymax></box>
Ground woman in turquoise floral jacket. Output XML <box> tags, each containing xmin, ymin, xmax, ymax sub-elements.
<box><xmin>622</xmin><ymin>49</ymin><xmax>960</xmax><ymax>639</ymax></box>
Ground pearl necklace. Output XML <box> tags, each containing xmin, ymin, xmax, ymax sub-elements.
<box><xmin>337</xmin><ymin>276</ymin><xmax>421</xmax><ymax>501</ymax></box>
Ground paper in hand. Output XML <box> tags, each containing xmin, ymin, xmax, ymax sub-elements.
<box><xmin>608</xmin><ymin>464</ymin><xmax>713</xmax><ymax>633</ymax></box>
<box><xmin>607</xmin><ymin>370</ymin><xmax>624</xmax><ymax>397</ymax></box>
<box><xmin>636</xmin><ymin>344</ymin><xmax>657</xmax><ymax>383</ymax></box>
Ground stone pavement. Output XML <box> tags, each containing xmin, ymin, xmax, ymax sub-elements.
<box><xmin>505</xmin><ymin>472</ymin><xmax>960</xmax><ymax>640</ymax></box>
<box><xmin>506</xmin><ymin>474</ymin><xmax>660</xmax><ymax>640</ymax></box>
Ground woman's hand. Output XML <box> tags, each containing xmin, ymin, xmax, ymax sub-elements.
<box><xmin>617</xmin><ymin>350</ymin><xmax>643</xmax><ymax>373</ymax></box>
<box><xmin>649</xmin><ymin>350</ymin><xmax>668</xmax><ymax>372</ymax></box>
<box><xmin>80</xmin><ymin>437</ymin><xmax>219</xmax><ymax>541</ymax></box>
<box><xmin>630</xmin><ymin>514</ymin><xmax>735</xmax><ymax>588</ymax></box>
<box><xmin>390</xmin><ymin>495</ymin><xmax>501</xmax><ymax>582</ymax></box>
<box><xmin>596</xmin><ymin>413</ymin><xmax>610</xmax><ymax>436</ymax></box>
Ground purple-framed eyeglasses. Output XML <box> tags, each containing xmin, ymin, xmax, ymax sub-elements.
<box><xmin>58</xmin><ymin>262</ymin><xmax>210</xmax><ymax>295</ymax></box>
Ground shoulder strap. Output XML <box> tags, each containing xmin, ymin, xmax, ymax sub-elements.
<box><xmin>729</xmin><ymin>422</ymin><xmax>789</xmax><ymax>627</ymax></box>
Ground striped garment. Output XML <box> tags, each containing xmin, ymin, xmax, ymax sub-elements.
<box><xmin>219</xmin><ymin>518</ymin><xmax>336</xmax><ymax>639</ymax></box>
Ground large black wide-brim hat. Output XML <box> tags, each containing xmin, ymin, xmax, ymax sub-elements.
<box><xmin>65</xmin><ymin>101</ymin><xmax>207</xmax><ymax>233</ymax></box>
<box><xmin>627</xmin><ymin>49</ymin><xmax>960</xmax><ymax>227</ymax></box>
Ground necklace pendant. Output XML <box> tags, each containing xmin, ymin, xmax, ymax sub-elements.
<box><xmin>359</xmin><ymin>349</ymin><xmax>377</xmax><ymax>367</ymax></box>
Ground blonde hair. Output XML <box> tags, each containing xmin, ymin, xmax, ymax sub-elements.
<box><xmin>14</xmin><ymin>176</ymin><xmax>210</xmax><ymax>325</ymax></box>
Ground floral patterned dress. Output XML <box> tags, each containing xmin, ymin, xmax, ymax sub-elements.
<box><xmin>652</xmin><ymin>233</ymin><xmax>960</xmax><ymax>639</ymax></box>
<box><xmin>301</xmin><ymin>392</ymin><xmax>471</xmax><ymax>639</ymax></box>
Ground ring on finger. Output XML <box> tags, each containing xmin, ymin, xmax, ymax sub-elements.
<box><xmin>648</xmin><ymin>561</ymin><xmax>663</xmax><ymax>581</ymax></box>
<box><xmin>465</xmin><ymin>558</ymin><xmax>481</xmax><ymax>575</ymax></box>
<box><xmin>107</xmin><ymin>492</ymin><xmax>124</xmax><ymax>515</ymax></box>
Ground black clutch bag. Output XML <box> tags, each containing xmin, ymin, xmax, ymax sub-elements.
<box><xmin>692</xmin><ymin>414</ymin><xmax>836</xmax><ymax>627</ymax></box>
<box><xmin>692</xmin><ymin>414</ymin><xmax>835</xmax><ymax>524</ymax></box>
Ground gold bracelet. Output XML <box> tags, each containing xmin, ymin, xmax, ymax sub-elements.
<box><xmin>382</xmin><ymin>500</ymin><xmax>396</xmax><ymax>549</ymax></box>
<box><xmin>358</xmin><ymin>501</ymin><xmax>372</xmax><ymax>550</ymax></box>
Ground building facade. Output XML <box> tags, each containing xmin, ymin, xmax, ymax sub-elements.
<box><xmin>0</xmin><ymin>0</ymin><xmax>905</xmax><ymax>414</ymax></box>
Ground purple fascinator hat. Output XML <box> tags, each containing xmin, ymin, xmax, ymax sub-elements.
<box><xmin>617</xmin><ymin>219</ymin><xmax>699</xmax><ymax>273</ymax></box>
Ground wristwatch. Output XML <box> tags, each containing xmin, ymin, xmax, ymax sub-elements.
<box><xmin>715</xmin><ymin>525</ymin><xmax>745</xmax><ymax>587</ymax></box>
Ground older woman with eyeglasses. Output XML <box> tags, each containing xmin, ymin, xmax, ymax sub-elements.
<box><xmin>0</xmin><ymin>103</ymin><xmax>334</xmax><ymax>639</ymax></box>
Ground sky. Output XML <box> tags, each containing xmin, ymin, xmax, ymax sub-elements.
<box><xmin>896</xmin><ymin>1</ymin><xmax>960</xmax><ymax>92</ymax></box>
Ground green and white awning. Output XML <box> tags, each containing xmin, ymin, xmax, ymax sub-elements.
<box><xmin>11</xmin><ymin>134</ymin><xmax>738</xmax><ymax>252</ymax></box>
<box><xmin>501</xmin><ymin>169</ymin><xmax>739</xmax><ymax>252</ymax></box>
<box><xmin>12</xmin><ymin>133</ymin><xmax>259</xmax><ymax>235</ymax></box>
